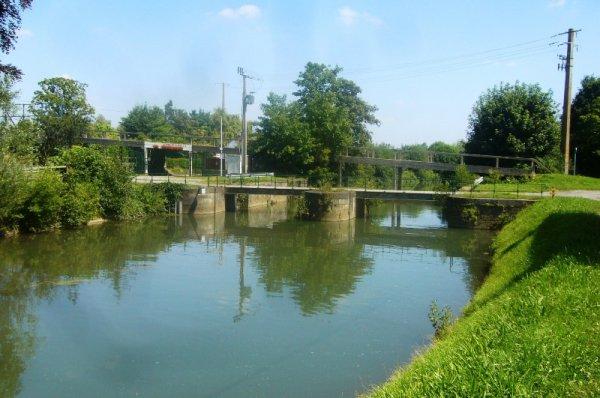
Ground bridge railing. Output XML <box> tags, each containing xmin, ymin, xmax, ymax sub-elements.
<box><xmin>345</xmin><ymin>146</ymin><xmax>540</xmax><ymax>173</ymax></box>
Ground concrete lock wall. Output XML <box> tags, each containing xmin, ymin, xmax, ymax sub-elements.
<box><xmin>304</xmin><ymin>191</ymin><xmax>356</xmax><ymax>221</ymax></box>
<box><xmin>181</xmin><ymin>186</ymin><xmax>225</xmax><ymax>215</ymax></box>
<box><xmin>225</xmin><ymin>193</ymin><xmax>288</xmax><ymax>212</ymax></box>
<box><xmin>443</xmin><ymin>197</ymin><xmax>535</xmax><ymax>229</ymax></box>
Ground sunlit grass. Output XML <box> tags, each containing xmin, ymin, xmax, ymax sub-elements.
<box><xmin>476</xmin><ymin>173</ymin><xmax>600</xmax><ymax>193</ymax></box>
<box><xmin>367</xmin><ymin>198</ymin><xmax>600</xmax><ymax>397</ymax></box>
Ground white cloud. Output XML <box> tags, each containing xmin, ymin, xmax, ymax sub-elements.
<box><xmin>549</xmin><ymin>0</ymin><xmax>566</xmax><ymax>7</ymax></box>
<box><xmin>17</xmin><ymin>28</ymin><xmax>33</xmax><ymax>38</ymax></box>
<box><xmin>338</xmin><ymin>6</ymin><xmax>383</xmax><ymax>27</ymax></box>
<box><xmin>218</xmin><ymin>4</ymin><xmax>261</xmax><ymax>19</ymax></box>
<box><xmin>339</xmin><ymin>6</ymin><xmax>359</xmax><ymax>25</ymax></box>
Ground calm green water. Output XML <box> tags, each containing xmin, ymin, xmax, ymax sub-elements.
<box><xmin>0</xmin><ymin>201</ymin><xmax>492</xmax><ymax>397</ymax></box>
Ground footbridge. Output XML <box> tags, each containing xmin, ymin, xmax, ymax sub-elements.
<box><xmin>339</xmin><ymin>150</ymin><xmax>541</xmax><ymax>180</ymax></box>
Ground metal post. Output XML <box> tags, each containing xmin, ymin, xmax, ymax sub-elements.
<box><xmin>143</xmin><ymin>147</ymin><xmax>149</xmax><ymax>175</ymax></box>
<box><xmin>220</xmin><ymin>82</ymin><xmax>225</xmax><ymax>177</ymax></box>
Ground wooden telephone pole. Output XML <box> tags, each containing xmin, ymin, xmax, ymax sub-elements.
<box><xmin>558</xmin><ymin>28</ymin><xmax>580</xmax><ymax>175</ymax></box>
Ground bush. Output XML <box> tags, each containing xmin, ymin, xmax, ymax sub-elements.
<box><xmin>60</xmin><ymin>182</ymin><xmax>100</xmax><ymax>228</ymax></box>
<box><xmin>428</xmin><ymin>300</ymin><xmax>453</xmax><ymax>338</ymax></box>
<box><xmin>121</xmin><ymin>184</ymin><xmax>171</xmax><ymax>220</ymax></box>
<box><xmin>19</xmin><ymin>170</ymin><xmax>65</xmax><ymax>232</ymax></box>
<box><xmin>56</xmin><ymin>146</ymin><xmax>133</xmax><ymax>219</ymax></box>
<box><xmin>0</xmin><ymin>155</ymin><xmax>28</xmax><ymax>233</ymax></box>
<box><xmin>307</xmin><ymin>167</ymin><xmax>335</xmax><ymax>187</ymax></box>
<box><xmin>450</xmin><ymin>164</ymin><xmax>475</xmax><ymax>191</ymax></box>
<box><xmin>152</xmin><ymin>182</ymin><xmax>185</xmax><ymax>210</ymax></box>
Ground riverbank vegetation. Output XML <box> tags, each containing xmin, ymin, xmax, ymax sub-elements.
<box><xmin>0</xmin><ymin>146</ymin><xmax>184</xmax><ymax>236</ymax></box>
<box><xmin>368</xmin><ymin>197</ymin><xmax>600</xmax><ymax>397</ymax></box>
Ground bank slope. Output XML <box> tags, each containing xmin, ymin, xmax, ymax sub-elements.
<box><xmin>368</xmin><ymin>198</ymin><xmax>600</xmax><ymax>397</ymax></box>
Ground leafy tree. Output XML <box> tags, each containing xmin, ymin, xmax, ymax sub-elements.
<box><xmin>0</xmin><ymin>119</ymin><xmax>40</xmax><ymax>162</ymax></box>
<box><xmin>253</xmin><ymin>63</ymin><xmax>379</xmax><ymax>183</ymax></box>
<box><xmin>0</xmin><ymin>0</ymin><xmax>33</xmax><ymax>80</ymax></box>
<box><xmin>120</xmin><ymin>104</ymin><xmax>171</xmax><ymax>138</ymax></box>
<box><xmin>31</xmin><ymin>77</ymin><xmax>95</xmax><ymax>161</ymax></box>
<box><xmin>209</xmin><ymin>108</ymin><xmax>242</xmax><ymax>141</ymax></box>
<box><xmin>88</xmin><ymin>114</ymin><xmax>117</xmax><ymax>138</ymax></box>
<box><xmin>0</xmin><ymin>73</ymin><xmax>17</xmax><ymax>118</ymax></box>
<box><xmin>252</xmin><ymin>93</ymin><xmax>314</xmax><ymax>174</ymax></box>
<box><xmin>428</xmin><ymin>141</ymin><xmax>464</xmax><ymax>163</ymax></box>
<box><xmin>465</xmin><ymin>82</ymin><xmax>560</xmax><ymax>159</ymax></box>
<box><xmin>571</xmin><ymin>75</ymin><xmax>600</xmax><ymax>177</ymax></box>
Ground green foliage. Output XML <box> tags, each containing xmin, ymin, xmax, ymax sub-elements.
<box><xmin>55</xmin><ymin>145</ymin><xmax>133</xmax><ymax>219</ymax></box>
<box><xmin>0</xmin><ymin>154</ymin><xmax>27</xmax><ymax>233</ymax></box>
<box><xmin>253</xmin><ymin>63</ymin><xmax>379</xmax><ymax>176</ymax></box>
<box><xmin>88</xmin><ymin>115</ymin><xmax>118</xmax><ymax>139</ymax></box>
<box><xmin>571</xmin><ymin>75</ymin><xmax>600</xmax><ymax>177</ymax></box>
<box><xmin>307</xmin><ymin>166</ymin><xmax>336</xmax><ymax>187</ymax></box>
<box><xmin>451</xmin><ymin>164</ymin><xmax>475</xmax><ymax>190</ymax></box>
<box><xmin>124</xmin><ymin>184</ymin><xmax>166</xmax><ymax>219</ymax></box>
<box><xmin>486</xmin><ymin>168</ymin><xmax>502</xmax><ymax>184</ymax></box>
<box><xmin>19</xmin><ymin>170</ymin><xmax>64</xmax><ymax>232</ymax></box>
<box><xmin>31</xmin><ymin>77</ymin><xmax>95</xmax><ymax>162</ymax></box>
<box><xmin>165</xmin><ymin>157</ymin><xmax>189</xmax><ymax>174</ymax></box>
<box><xmin>0</xmin><ymin>119</ymin><xmax>41</xmax><ymax>163</ymax></box>
<box><xmin>428</xmin><ymin>300</ymin><xmax>453</xmax><ymax>338</ymax></box>
<box><xmin>466</xmin><ymin>82</ymin><xmax>560</xmax><ymax>159</ymax></box>
<box><xmin>120</xmin><ymin>101</ymin><xmax>242</xmax><ymax>142</ymax></box>
<box><xmin>369</xmin><ymin>198</ymin><xmax>600</xmax><ymax>397</ymax></box>
<box><xmin>120</xmin><ymin>104</ymin><xmax>172</xmax><ymax>137</ymax></box>
<box><xmin>150</xmin><ymin>182</ymin><xmax>185</xmax><ymax>211</ymax></box>
<box><xmin>60</xmin><ymin>182</ymin><xmax>100</xmax><ymax>228</ymax></box>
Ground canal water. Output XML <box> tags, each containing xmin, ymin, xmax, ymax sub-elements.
<box><xmin>0</xmin><ymin>201</ymin><xmax>493</xmax><ymax>397</ymax></box>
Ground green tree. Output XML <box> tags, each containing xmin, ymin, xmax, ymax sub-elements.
<box><xmin>31</xmin><ymin>77</ymin><xmax>95</xmax><ymax>161</ymax></box>
<box><xmin>120</xmin><ymin>104</ymin><xmax>171</xmax><ymax>138</ymax></box>
<box><xmin>88</xmin><ymin>115</ymin><xmax>117</xmax><ymax>139</ymax></box>
<box><xmin>252</xmin><ymin>93</ymin><xmax>314</xmax><ymax>174</ymax></box>
<box><xmin>253</xmin><ymin>63</ymin><xmax>379</xmax><ymax>183</ymax></box>
<box><xmin>0</xmin><ymin>0</ymin><xmax>33</xmax><ymax>80</ymax></box>
<box><xmin>465</xmin><ymin>82</ymin><xmax>560</xmax><ymax>159</ymax></box>
<box><xmin>571</xmin><ymin>75</ymin><xmax>600</xmax><ymax>177</ymax></box>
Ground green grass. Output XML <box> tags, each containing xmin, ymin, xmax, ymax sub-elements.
<box><xmin>476</xmin><ymin>173</ymin><xmax>600</xmax><ymax>193</ymax></box>
<box><xmin>367</xmin><ymin>198</ymin><xmax>600</xmax><ymax>397</ymax></box>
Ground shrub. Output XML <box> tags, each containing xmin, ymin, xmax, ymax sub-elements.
<box><xmin>56</xmin><ymin>146</ymin><xmax>133</xmax><ymax>219</ymax></box>
<box><xmin>450</xmin><ymin>164</ymin><xmax>475</xmax><ymax>191</ymax></box>
<box><xmin>120</xmin><ymin>184</ymin><xmax>169</xmax><ymax>220</ymax></box>
<box><xmin>428</xmin><ymin>300</ymin><xmax>453</xmax><ymax>338</ymax></box>
<box><xmin>152</xmin><ymin>182</ymin><xmax>185</xmax><ymax>210</ymax></box>
<box><xmin>19</xmin><ymin>170</ymin><xmax>65</xmax><ymax>232</ymax></box>
<box><xmin>0</xmin><ymin>155</ymin><xmax>28</xmax><ymax>233</ymax></box>
<box><xmin>307</xmin><ymin>167</ymin><xmax>335</xmax><ymax>187</ymax></box>
<box><xmin>60</xmin><ymin>182</ymin><xmax>100</xmax><ymax>228</ymax></box>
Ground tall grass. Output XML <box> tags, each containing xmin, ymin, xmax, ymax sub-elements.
<box><xmin>367</xmin><ymin>198</ymin><xmax>600</xmax><ymax>397</ymax></box>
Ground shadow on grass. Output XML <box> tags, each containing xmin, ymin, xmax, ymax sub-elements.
<box><xmin>469</xmin><ymin>211</ymin><xmax>600</xmax><ymax>313</ymax></box>
<box><xmin>530</xmin><ymin>212</ymin><xmax>600</xmax><ymax>269</ymax></box>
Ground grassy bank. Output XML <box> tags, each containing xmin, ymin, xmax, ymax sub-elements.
<box><xmin>475</xmin><ymin>173</ymin><xmax>600</xmax><ymax>193</ymax></box>
<box><xmin>368</xmin><ymin>197</ymin><xmax>600</xmax><ymax>397</ymax></box>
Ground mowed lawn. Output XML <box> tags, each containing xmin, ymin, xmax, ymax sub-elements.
<box><xmin>367</xmin><ymin>198</ymin><xmax>600</xmax><ymax>397</ymax></box>
<box><xmin>475</xmin><ymin>173</ymin><xmax>600</xmax><ymax>193</ymax></box>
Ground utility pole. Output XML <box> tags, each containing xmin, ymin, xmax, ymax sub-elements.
<box><xmin>237</xmin><ymin>67</ymin><xmax>256</xmax><ymax>174</ymax></box>
<box><xmin>219</xmin><ymin>82</ymin><xmax>226</xmax><ymax>177</ymax></box>
<box><xmin>558</xmin><ymin>28</ymin><xmax>580</xmax><ymax>175</ymax></box>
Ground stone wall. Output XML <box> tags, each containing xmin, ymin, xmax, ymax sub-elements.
<box><xmin>181</xmin><ymin>186</ymin><xmax>225</xmax><ymax>215</ymax></box>
<box><xmin>443</xmin><ymin>197</ymin><xmax>535</xmax><ymax>229</ymax></box>
<box><xmin>304</xmin><ymin>191</ymin><xmax>356</xmax><ymax>221</ymax></box>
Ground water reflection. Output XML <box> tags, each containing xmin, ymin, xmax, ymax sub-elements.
<box><xmin>0</xmin><ymin>201</ymin><xmax>492</xmax><ymax>397</ymax></box>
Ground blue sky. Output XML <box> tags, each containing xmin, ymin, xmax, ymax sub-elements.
<box><xmin>6</xmin><ymin>0</ymin><xmax>600</xmax><ymax>145</ymax></box>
